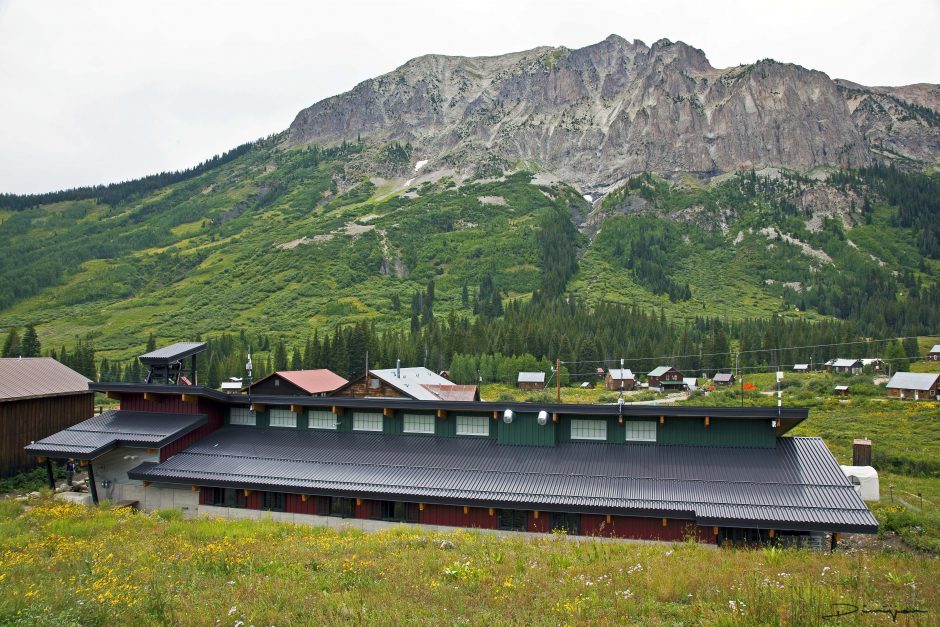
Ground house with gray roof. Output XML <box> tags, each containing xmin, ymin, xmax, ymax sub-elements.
<box><xmin>886</xmin><ymin>372</ymin><xmax>940</xmax><ymax>401</ymax></box>
<box><xmin>929</xmin><ymin>345</ymin><xmax>940</xmax><ymax>362</ymax></box>
<box><xmin>517</xmin><ymin>371</ymin><xmax>546</xmax><ymax>390</ymax></box>
<box><xmin>0</xmin><ymin>357</ymin><xmax>92</xmax><ymax>476</ymax></box>
<box><xmin>647</xmin><ymin>366</ymin><xmax>684</xmax><ymax>390</ymax></box>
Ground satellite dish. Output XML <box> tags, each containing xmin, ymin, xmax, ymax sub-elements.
<box><xmin>503</xmin><ymin>409</ymin><xmax>514</xmax><ymax>423</ymax></box>
<box><xmin>537</xmin><ymin>410</ymin><xmax>549</xmax><ymax>426</ymax></box>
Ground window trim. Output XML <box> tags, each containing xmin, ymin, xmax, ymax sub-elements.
<box><xmin>308</xmin><ymin>409</ymin><xmax>337</xmax><ymax>430</ymax></box>
<box><xmin>268</xmin><ymin>408</ymin><xmax>297</xmax><ymax>428</ymax></box>
<box><xmin>403</xmin><ymin>413</ymin><xmax>435</xmax><ymax>434</ymax></box>
<box><xmin>455</xmin><ymin>415</ymin><xmax>489</xmax><ymax>437</ymax></box>
<box><xmin>229</xmin><ymin>407</ymin><xmax>256</xmax><ymax>426</ymax></box>
<box><xmin>624</xmin><ymin>420</ymin><xmax>657</xmax><ymax>442</ymax></box>
<box><xmin>352</xmin><ymin>411</ymin><xmax>383</xmax><ymax>432</ymax></box>
<box><xmin>570</xmin><ymin>418</ymin><xmax>607</xmax><ymax>441</ymax></box>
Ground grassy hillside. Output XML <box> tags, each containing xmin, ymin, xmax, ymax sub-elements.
<box><xmin>0</xmin><ymin>141</ymin><xmax>937</xmax><ymax>361</ymax></box>
<box><xmin>1</xmin><ymin>499</ymin><xmax>937</xmax><ymax>625</ymax></box>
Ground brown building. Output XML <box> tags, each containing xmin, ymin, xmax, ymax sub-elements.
<box><xmin>249</xmin><ymin>370</ymin><xmax>348</xmax><ymax>396</ymax></box>
<box><xmin>885</xmin><ymin>372</ymin><xmax>940</xmax><ymax>401</ymax></box>
<box><xmin>605</xmin><ymin>369</ymin><xmax>636</xmax><ymax>391</ymax></box>
<box><xmin>0</xmin><ymin>358</ymin><xmax>92</xmax><ymax>476</ymax></box>
<box><xmin>928</xmin><ymin>345</ymin><xmax>940</xmax><ymax>362</ymax></box>
<box><xmin>713</xmin><ymin>373</ymin><xmax>735</xmax><ymax>386</ymax></box>
<box><xmin>517</xmin><ymin>372</ymin><xmax>546</xmax><ymax>390</ymax></box>
<box><xmin>647</xmin><ymin>366</ymin><xmax>684</xmax><ymax>390</ymax></box>
<box><xmin>334</xmin><ymin>366</ymin><xmax>479</xmax><ymax>401</ymax></box>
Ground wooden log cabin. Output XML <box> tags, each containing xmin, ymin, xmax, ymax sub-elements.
<box><xmin>0</xmin><ymin>358</ymin><xmax>92</xmax><ymax>476</ymax></box>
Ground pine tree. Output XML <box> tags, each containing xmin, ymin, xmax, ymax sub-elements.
<box><xmin>20</xmin><ymin>325</ymin><xmax>40</xmax><ymax>357</ymax></box>
<box><xmin>274</xmin><ymin>339</ymin><xmax>288</xmax><ymax>371</ymax></box>
<box><xmin>2</xmin><ymin>327</ymin><xmax>21</xmax><ymax>357</ymax></box>
<box><xmin>146</xmin><ymin>333</ymin><xmax>157</xmax><ymax>353</ymax></box>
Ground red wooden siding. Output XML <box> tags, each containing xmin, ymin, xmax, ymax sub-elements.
<box><xmin>418</xmin><ymin>504</ymin><xmax>498</xmax><ymax>529</ymax></box>
<box><xmin>285</xmin><ymin>493</ymin><xmax>319</xmax><ymax>515</ymax></box>
<box><xmin>155</xmin><ymin>398</ymin><xmax>224</xmax><ymax>462</ymax></box>
<box><xmin>120</xmin><ymin>392</ymin><xmax>201</xmax><ymax>414</ymax></box>
<box><xmin>528</xmin><ymin>512</ymin><xmax>549</xmax><ymax>533</ymax></box>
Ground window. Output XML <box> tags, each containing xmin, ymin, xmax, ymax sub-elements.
<box><xmin>456</xmin><ymin>415</ymin><xmax>489</xmax><ymax>436</ymax></box>
<box><xmin>380</xmin><ymin>501</ymin><xmax>407</xmax><ymax>521</ymax></box>
<box><xmin>329</xmin><ymin>497</ymin><xmax>354</xmax><ymax>518</ymax></box>
<box><xmin>269</xmin><ymin>408</ymin><xmax>297</xmax><ymax>428</ymax></box>
<box><xmin>309</xmin><ymin>410</ymin><xmax>337</xmax><ymax>430</ymax></box>
<box><xmin>210</xmin><ymin>487</ymin><xmax>246</xmax><ymax>508</ymax></box>
<box><xmin>404</xmin><ymin>413</ymin><xmax>435</xmax><ymax>434</ymax></box>
<box><xmin>262</xmin><ymin>492</ymin><xmax>285</xmax><ymax>512</ymax></box>
<box><xmin>353</xmin><ymin>412</ymin><xmax>383</xmax><ymax>432</ymax></box>
<box><xmin>499</xmin><ymin>509</ymin><xmax>527</xmax><ymax>532</ymax></box>
<box><xmin>229</xmin><ymin>407</ymin><xmax>256</xmax><ymax>426</ymax></box>
<box><xmin>625</xmin><ymin>420</ymin><xmax>657</xmax><ymax>442</ymax></box>
<box><xmin>550</xmin><ymin>512</ymin><xmax>580</xmax><ymax>535</ymax></box>
<box><xmin>570</xmin><ymin>419</ymin><xmax>607</xmax><ymax>441</ymax></box>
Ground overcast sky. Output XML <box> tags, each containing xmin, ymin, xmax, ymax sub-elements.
<box><xmin>1</xmin><ymin>0</ymin><xmax>937</xmax><ymax>194</ymax></box>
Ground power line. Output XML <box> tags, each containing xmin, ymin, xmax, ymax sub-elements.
<box><xmin>559</xmin><ymin>334</ymin><xmax>929</xmax><ymax>367</ymax></box>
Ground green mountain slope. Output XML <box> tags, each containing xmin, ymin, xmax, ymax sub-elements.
<box><xmin>0</xmin><ymin>138</ymin><xmax>938</xmax><ymax>361</ymax></box>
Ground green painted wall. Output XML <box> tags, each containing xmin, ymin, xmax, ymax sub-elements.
<box><xmin>659</xmin><ymin>416</ymin><xmax>775</xmax><ymax>448</ymax></box>
<box><xmin>436</xmin><ymin>415</ymin><xmax>457</xmax><ymax>437</ymax></box>
<box><xmin>383</xmin><ymin>412</ymin><xmax>404</xmax><ymax>435</ymax></box>
<box><xmin>497</xmin><ymin>412</ymin><xmax>556</xmax><ymax>446</ymax></box>
<box><xmin>336</xmin><ymin>413</ymin><xmax>353</xmax><ymax>432</ymax></box>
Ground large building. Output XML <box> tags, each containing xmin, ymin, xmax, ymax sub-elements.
<box><xmin>0</xmin><ymin>358</ymin><xmax>92</xmax><ymax>476</ymax></box>
<box><xmin>25</xmin><ymin>350</ymin><xmax>876</xmax><ymax>547</ymax></box>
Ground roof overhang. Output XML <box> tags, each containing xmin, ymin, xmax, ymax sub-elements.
<box><xmin>91</xmin><ymin>382</ymin><xmax>810</xmax><ymax>432</ymax></box>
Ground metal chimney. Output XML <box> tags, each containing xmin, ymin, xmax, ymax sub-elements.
<box><xmin>396</xmin><ymin>359</ymin><xmax>401</xmax><ymax>378</ymax></box>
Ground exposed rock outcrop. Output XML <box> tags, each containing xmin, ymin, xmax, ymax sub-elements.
<box><xmin>286</xmin><ymin>35</ymin><xmax>939</xmax><ymax>189</ymax></box>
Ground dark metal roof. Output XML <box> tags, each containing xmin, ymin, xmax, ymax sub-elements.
<box><xmin>0</xmin><ymin>358</ymin><xmax>91</xmax><ymax>402</ymax></box>
<box><xmin>89</xmin><ymin>382</ymin><xmax>807</xmax><ymax>431</ymax></box>
<box><xmin>139</xmin><ymin>342</ymin><xmax>207</xmax><ymax>366</ymax></box>
<box><xmin>25</xmin><ymin>409</ymin><xmax>207</xmax><ymax>459</ymax></box>
<box><xmin>129</xmin><ymin>428</ymin><xmax>876</xmax><ymax>533</ymax></box>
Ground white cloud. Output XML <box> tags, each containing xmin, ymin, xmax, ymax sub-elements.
<box><xmin>0</xmin><ymin>0</ymin><xmax>937</xmax><ymax>193</ymax></box>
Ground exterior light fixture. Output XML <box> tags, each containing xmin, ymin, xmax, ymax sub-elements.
<box><xmin>503</xmin><ymin>409</ymin><xmax>514</xmax><ymax>423</ymax></box>
<box><xmin>537</xmin><ymin>410</ymin><xmax>548</xmax><ymax>426</ymax></box>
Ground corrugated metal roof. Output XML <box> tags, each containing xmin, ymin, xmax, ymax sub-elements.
<box><xmin>270</xmin><ymin>370</ymin><xmax>348</xmax><ymax>394</ymax></box>
<box><xmin>139</xmin><ymin>342</ymin><xmax>207</xmax><ymax>365</ymax></box>
<box><xmin>931</xmin><ymin>345</ymin><xmax>940</xmax><ymax>354</ymax></box>
<box><xmin>608</xmin><ymin>369</ymin><xmax>634</xmax><ymax>380</ymax></box>
<box><xmin>422</xmin><ymin>385</ymin><xmax>479</xmax><ymax>401</ymax></box>
<box><xmin>0</xmin><ymin>357</ymin><xmax>91</xmax><ymax>402</ymax></box>
<box><xmin>129</xmin><ymin>429</ymin><xmax>877</xmax><ymax>533</ymax></box>
<box><xmin>793</xmin><ymin>364</ymin><xmax>809</xmax><ymax>370</ymax></box>
<box><xmin>25</xmin><ymin>409</ymin><xmax>207</xmax><ymax>459</ymax></box>
<box><xmin>370</xmin><ymin>367</ymin><xmax>452</xmax><ymax>400</ymax></box>
<box><xmin>713</xmin><ymin>373</ymin><xmax>734</xmax><ymax>383</ymax></box>
<box><xmin>832</xmin><ymin>359</ymin><xmax>861</xmax><ymax>368</ymax></box>
<box><xmin>647</xmin><ymin>366</ymin><xmax>674</xmax><ymax>377</ymax></box>
<box><xmin>886</xmin><ymin>372</ymin><xmax>940</xmax><ymax>391</ymax></box>
<box><xmin>517</xmin><ymin>372</ymin><xmax>545</xmax><ymax>383</ymax></box>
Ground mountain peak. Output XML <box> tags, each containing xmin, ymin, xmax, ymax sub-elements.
<box><xmin>286</xmin><ymin>35</ymin><xmax>940</xmax><ymax>189</ymax></box>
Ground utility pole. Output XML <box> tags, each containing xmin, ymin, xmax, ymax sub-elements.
<box><xmin>556</xmin><ymin>358</ymin><xmax>561</xmax><ymax>403</ymax></box>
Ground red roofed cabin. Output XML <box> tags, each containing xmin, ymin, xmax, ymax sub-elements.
<box><xmin>250</xmin><ymin>370</ymin><xmax>348</xmax><ymax>396</ymax></box>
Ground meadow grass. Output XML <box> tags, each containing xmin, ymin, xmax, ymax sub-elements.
<box><xmin>0</xmin><ymin>498</ymin><xmax>938</xmax><ymax>625</ymax></box>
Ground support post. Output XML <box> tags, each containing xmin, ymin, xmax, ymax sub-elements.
<box><xmin>45</xmin><ymin>458</ymin><xmax>55</xmax><ymax>490</ymax></box>
<box><xmin>556</xmin><ymin>358</ymin><xmax>561</xmax><ymax>403</ymax></box>
<box><xmin>87</xmin><ymin>462</ymin><xmax>99</xmax><ymax>505</ymax></box>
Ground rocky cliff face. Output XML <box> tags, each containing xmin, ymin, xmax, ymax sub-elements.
<box><xmin>286</xmin><ymin>35</ymin><xmax>939</xmax><ymax>191</ymax></box>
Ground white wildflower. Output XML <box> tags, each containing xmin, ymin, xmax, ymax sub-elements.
<box><xmin>228</xmin><ymin>607</ymin><xmax>237</xmax><ymax>616</ymax></box>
